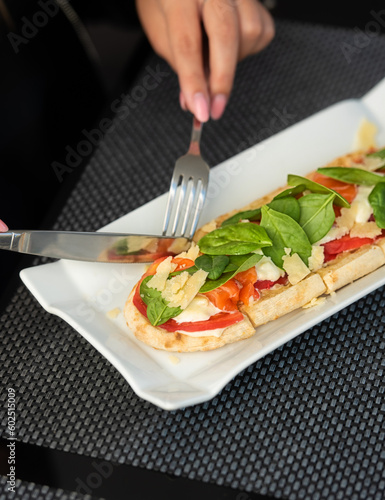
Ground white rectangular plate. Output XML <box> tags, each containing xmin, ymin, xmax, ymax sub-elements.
<box><xmin>20</xmin><ymin>78</ymin><xmax>385</xmax><ymax>410</ymax></box>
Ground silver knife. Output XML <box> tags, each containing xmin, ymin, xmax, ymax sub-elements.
<box><xmin>0</xmin><ymin>230</ymin><xmax>191</xmax><ymax>263</ymax></box>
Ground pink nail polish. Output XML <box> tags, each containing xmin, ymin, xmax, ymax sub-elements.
<box><xmin>211</xmin><ymin>94</ymin><xmax>228</xmax><ymax>120</ymax></box>
<box><xmin>179</xmin><ymin>91</ymin><xmax>187</xmax><ymax>111</ymax></box>
<box><xmin>193</xmin><ymin>93</ymin><xmax>210</xmax><ymax>123</ymax></box>
<box><xmin>0</xmin><ymin>219</ymin><xmax>9</xmax><ymax>232</ymax></box>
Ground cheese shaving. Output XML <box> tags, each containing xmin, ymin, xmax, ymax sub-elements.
<box><xmin>282</xmin><ymin>253</ymin><xmax>310</xmax><ymax>285</ymax></box>
<box><xmin>175</xmin><ymin>241</ymin><xmax>200</xmax><ymax>261</ymax></box>
<box><xmin>302</xmin><ymin>297</ymin><xmax>326</xmax><ymax>309</ymax></box>
<box><xmin>353</xmin><ymin>118</ymin><xmax>378</xmax><ymax>150</ymax></box>
<box><xmin>308</xmin><ymin>245</ymin><xmax>325</xmax><ymax>271</ymax></box>
<box><xmin>106</xmin><ymin>307</ymin><xmax>121</xmax><ymax>319</ymax></box>
<box><xmin>161</xmin><ymin>269</ymin><xmax>208</xmax><ymax>309</ymax></box>
<box><xmin>147</xmin><ymin>256</ymin><xmax>177</xmax><ymax>291</ymax></box>
<box><xmin>350</xmin><ymin>222</ymin><xmax>382</xmax><ymax>239</ymax></box>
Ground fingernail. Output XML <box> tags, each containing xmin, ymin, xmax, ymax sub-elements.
<box><xmin>210</xmin><ymin>94</ymin><xmax>228</xmax><ymax>120</ymax></box>
<box><xmin>193</xmin><ymin>92</ymin><xmax>210</xmax><ymax>122</ymax></box>
<box><xmin>179</xmin><ymin>91</ymin><xmax>187</xmax><ymax>111</ymax></box>
<box><xmin>0</xmin><ymin>219</ymin><xmax>9</xmax><ymax>232</ymax></box>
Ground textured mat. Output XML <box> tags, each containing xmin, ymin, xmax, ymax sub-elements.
<box><xmin>1</xmin><ymin>19</ymin><xmax>385</xmax><ymax>500</ymax></box>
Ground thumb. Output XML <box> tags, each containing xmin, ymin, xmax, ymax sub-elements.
<box><xmin>0</xmin><ymin>219</ymin><xmax>9</xmax><ymax>232</ymax></box>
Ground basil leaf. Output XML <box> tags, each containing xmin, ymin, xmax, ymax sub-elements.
<box><xmin>198</xmin><ymin>222</ymin><xmax>272</xmax><ymax>255</ymax></box>
<box><xmin>298</xmin><ymin>193</ymin><xmax>336</xmax><ymax>244</ymax></box>
<box><xmin>260</xmin><ymin>205</ymin><xmax>312</xmax><ymax>268</ymax></box>
<box><xmin>221</xmin><ymin>208</ymin><xmax>261</xmax><ymax>226</ymax></box>
<box><xmin>368</xmin><ymin>183</ymin><xmax>385</xmax><ymax>229</ymax></box>
<box><xmin>273</xmin><ymin>184</ymin><xmax>306</xmax><ymax>200</ymax></box>
<box><xmin>367</xmin><ymin>148</ymin><xmax>385</xmax><ymax>160</ymax></box>
<box><xmin>140</xmin><ymin>276</ymin><xmax>182</xmax><ymax>326</ymax></box>
<box><xmin>199</xmin><ymin>253</ymin><xmax>262</xmax><ymax>293</ymax></box>
<box><xmin>288</xmin><ymin>174</ymin><xmax>350</xmax><ymax>208</ymax></box>
<box><xmin>195</xmin><ymin>255</ymin><xmax>229</xmax><ymax>280</ymax></box>
<box><xmin>268</xmin><ymin>197</ymin><xmax>300</xmax><ymax>222</ymax></box>
<box><xmin>317</xmin><ymin>167</ymin><xmax>385</xmax><ymax>186</ymax></box>
<box><xmin>223</xmin><ymin>253</ymin><xmax>260</xmax><ymax>272</ymax></box>
<box><xmin>221</xmin><ymin>192</ymin><xmax>302</xmax><ymax>227</ymax></box>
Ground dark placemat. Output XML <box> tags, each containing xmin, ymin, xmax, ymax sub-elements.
<box><xmin>1</xmin><ymin>19</ymin><xmax>385</xmax><ymax>500</ymax></box>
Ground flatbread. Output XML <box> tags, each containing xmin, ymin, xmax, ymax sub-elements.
<box><xmin>124</xmin><ymin>287</ymin><xmax>255</xmax><ymax>352</ymax></box>
<box><xmin>125</xmin><ymin>147</ymin><xmax>385</xmax><ymax>352</ymax></box>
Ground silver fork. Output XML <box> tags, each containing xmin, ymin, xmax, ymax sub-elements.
<box><xmin>162</xmin><ymin>117</ymin><xmax>210</xmax><ymax>239</ymax></box>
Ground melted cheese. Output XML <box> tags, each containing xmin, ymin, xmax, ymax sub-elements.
<box><xmin>255</xmin><ymin>256</ymin><xmax>285</xmax><ymax>281</ymax></box>
<box><xmin>176</xmin><ymin>327</ymin><xmax>226</xmax><ymax>338</ymax></box>
<box><xmin>173</xmin><ymin>295</ymin><xmax>221</xmax><ymax>323</ymax></box>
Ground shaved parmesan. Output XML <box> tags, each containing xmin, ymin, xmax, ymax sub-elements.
<box><xmin>350</xmin><ymin>222</ymin><xmax>382</xmax><ymax>239</ymax></box>
<box><xmin>282</xmin><ymin>253</ymin><xmax>310</xmax><ymax>285</ymax></box>
<box><xmin>200</xmin><ymin>220</ymin><xmax>217</xmax><ymax>233</ymax></box>
<box><xmin>147</xmin><ymin>256</ymin><xmax>177</xmax><ymax>291</ymax></box>
<box><xmin>308</xmin><ymin>245</ymin><xmax>325</xmax><ymax>271</ymax></box>
<box><xmin>302</xmin><ymin>297</ymin><xmax>326</xmax><ymax>309</ymax></box>
<box><xmin>168</xmin><ymin>237</ymin><xmax>191</xmax><ymax>255</ymax></box>
<box><xmin>162</xmin><ymin>269</ymin><xmax>208</xmax><ymax>309</ymax></box>
<box><xmin>175</xmin><ymin>241</ymin><xmax>200</xmax><ymax>261</ymax></box>
<box><xmin>353</xmin><ymin>118</ymin><xmax>378</xmax><ymax>150</ymax></box>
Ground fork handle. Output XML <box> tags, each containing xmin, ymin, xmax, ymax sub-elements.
<box><xmin>188</xmin><ymin>117</ymin><xmax>203</xmax><ymax>155</ymax></box>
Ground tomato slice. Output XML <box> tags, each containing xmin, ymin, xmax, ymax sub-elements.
<box><xmin>313</xmin><ymin>172</ymin><xmax>358</xmax><ymax>203</ymax></box>
<box><xmin>203</xmin><ymin>279</ymin><xmax>240</xmax><ymax>312</ymax></box>
<box><xmin>160</xmin><ymin>311</ymin><xmax>244</xmax><ymax>332</ymax></box>
<box><xmin>254</xmin><ymin>275</ymin><xmax>288</xmax><ymax>290</ymax></box>
<box><xmin>172</xmin><ymin>258</ymin><xmax>195</xmax><ymax>272</ymax></box>
<box><xmin>322</xmin><ymin>234</ymin><xmax>374</xmax><ymax>262</ymax></box>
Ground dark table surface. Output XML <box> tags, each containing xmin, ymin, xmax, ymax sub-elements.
<box><xmin>1</xmin><ymin>18</ymin><xmax>385</xmax><ymax>500</ymax></box>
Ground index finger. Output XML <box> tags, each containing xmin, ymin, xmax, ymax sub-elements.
<box><xmin>163</xmin><ymin>0</ymin><xmax>210</xmax><ymax>122</ymax></box>
<box><xmin>202</xmin><ymin>0</ymin><xmax>239</xmax><ymax>119</ymax></box>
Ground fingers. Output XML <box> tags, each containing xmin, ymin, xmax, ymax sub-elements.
<box><xmin>202</xmin><ymin>0</ymin><xmax>240</xmax><ymax>120</ymax></box>
<box><xmin>0</xmin><ymin>219</ymin><xmax>8</xmax><ymax>232</ymax></box>
<box><xmin>237</xmin><ymin>0</ymin><xmax>275</xmax><ymax>59</ymax></box>
<box><xmin>162</xmin><ymin>0</ymin><xmax>210</xmax><ymax>122</ymax></box>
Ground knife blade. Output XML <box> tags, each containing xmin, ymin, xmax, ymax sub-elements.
<box><xmin>0</xmin><ymin>230</ymin><xmax>191</xmax><ymax>263</ymax></box>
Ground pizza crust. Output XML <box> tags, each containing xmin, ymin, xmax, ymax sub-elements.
<box><xmin>316</xmin><ymin>244</ymin><xmax>385</xmax><ymax>293</ymax></box>
<box><xmin>124</xmin><ymin>287</ymin><xmax>256</xmax><ymax>352</ymax></box>
<box><xmin>241</xmin><ymin>274</ymin><xmax>326</xmax><ymax>327</ymax></box>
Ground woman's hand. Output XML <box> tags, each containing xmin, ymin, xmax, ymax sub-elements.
<box><xmin>0</xmin><ymin>220</ymin><xmax>8</xmax><ymax>232</ymax></box>
<box><xmin>135</xmin><ymin>0</ymin><xmax>275</xmax><ymax>121</ymax></box>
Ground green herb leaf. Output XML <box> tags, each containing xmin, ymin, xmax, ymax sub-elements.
<box><xmin>298</xmin><ymin>193</ymin><xmax>336</xmax><ymax>244</ymax></box>
<box><xmin>288</xmin><ymin>174</ymin><xmax>350</xmax><ymax>208</ymax></box>
<box><xmin>367</xmin><ymin>148</ymin><xmax>385</xmax><ymax>160</ymax></box>
<box><xmin>195</xmin><ymin>254</ymin><xmax>230</xmax><ymax>280</ymax></box>
<box><xmin>199</xmin><ymin>253</ymin><xmax>262</xmax><ymax>293</ymax></box>
<box><xmin>317</xmin><ymin>167</ymin><xmax>385</xmax><ymax>186</ymax></box>
<box><xmin>268</xmin><ymin>197</ymin><xmax>300</xmax><ymax>222</ymax></box>
<box><xmin>139</xmin><ymin>276</ymin><xmax>182</xmax><ymax>326</ymax></box>
<box><xmin>260</xmin><ymin>205</ymin><xmax>312</xmax><ymax>268</ymax></box>
<box><xmin>368</xmin><ymin>183</ymin><xmax>385</xmax><ymax>229</ymax></box>
<box><xmin>273</xmin><ymin>184</ymin><xmax>306</xmax><ymax>200</ymax></box>
<box><xmin>221</xmin><ymin>208</ymin><xmax>261</xmax><ymax>226</ymax></box>
<box><xmin>198</xmin><ymin>222</ymin><xmax>272</xmax><ymax>255</ymax></box>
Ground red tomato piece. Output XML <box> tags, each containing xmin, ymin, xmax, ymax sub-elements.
<box><xmin>322</xmin><ymin>234</ymin><xmax>374</xmax><ymax>261</ymax></box>
<box><xmin>313</xmin><ymin>172</ymin><xmax>358</xmax><ymax>203</ymax></box>
<box><xmin>159</xmin><ymin>311</ymin><xmax>244</xmax><ymax>332</ymax></box>
<box><xmin>254</xmin><ymin>275</ymin><xmax>288</xmax><ymax>290</ymax></box>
